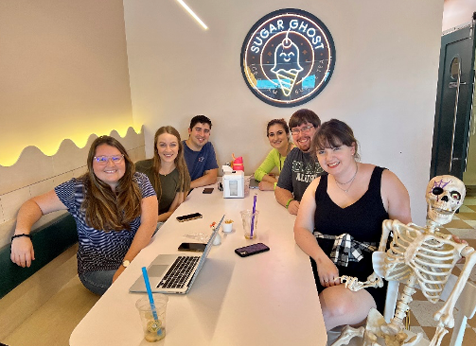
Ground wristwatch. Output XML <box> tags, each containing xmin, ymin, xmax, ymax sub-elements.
<box><xmin>122</xmin><ymin>260</ymin><xmax>130</xmax><ymax>268</ymax></box>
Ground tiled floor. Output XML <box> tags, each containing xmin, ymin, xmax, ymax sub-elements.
<box><xmin>404</xmin><ymin>187</ymin><xmax>476</xmax><ymax>346</ymax></box>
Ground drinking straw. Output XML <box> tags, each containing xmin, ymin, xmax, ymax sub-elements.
<box><xmin>141</xmin><ymin>267</ymin><xmax>163</xmax><ymax>336</ymax></box>
<box><xmin>250</xmin><ymin>194</ymin><xmax>257</xmax><ymax>238</ymax></box>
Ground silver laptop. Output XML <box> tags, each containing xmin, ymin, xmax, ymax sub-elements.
<box><xmin>130</xmin><ymin>215</ymin><xmax>224</xmax><ymax>294</ymax></box>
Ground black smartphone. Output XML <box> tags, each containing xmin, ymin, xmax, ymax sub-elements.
<box><xmin>235</xmin><ymin>243</ymin><xmax>270</xmax><ymax>257</ymax></box>
<box><xmin>202</xmin><ymin>187</ymin><xmax>214</xmax><ymax>194</ymax></box>
<box><xmin>178</xmin><ymin>242</ymin><xmax>206</xmax><ymax>252</ymax></box>
<box><xmin>176</xmin><ymin>212</ymin><xmax>203</xmax><ymax>222</ymax></box>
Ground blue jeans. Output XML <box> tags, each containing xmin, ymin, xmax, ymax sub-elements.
<box><xmin>78</xmin><ymin>223</ymin><xmax>163</xmax><ymax>295</ymax></box>
<box><xmin>79</xmin><ymin>270</ymin><xmax>116</xmax><ymax>295</ymax></box>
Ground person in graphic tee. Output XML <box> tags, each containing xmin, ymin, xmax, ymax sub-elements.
<box><xmin>275</xmin><ymin>109</ymin><xmax>325</xmax><ymax>215</ymax></box>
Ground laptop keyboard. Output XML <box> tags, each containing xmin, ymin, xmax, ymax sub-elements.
<box><xmin>157</xmin><ymin>256</ymin><xmax>200</xmax><ymax>289</ymax></box>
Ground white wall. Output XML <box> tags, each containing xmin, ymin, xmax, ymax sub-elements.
<box><xmin>442</xmin><ymin>0</ymin><xmax>476</xmax><ymax>32</ymax></box>
<box><xmin>123</xmin><ymin>0</ymin><xmax>444</xmax><ymax>224</ymax></box>
<box><xmin>0</xmin><ymin>0</ymin><xmax>134</xmax><ymax>166</ymax></box>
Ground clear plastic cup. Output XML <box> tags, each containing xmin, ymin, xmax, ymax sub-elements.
<box><xmin>136</xmin><ymin>294</ymin><xmax>168</xmax><ymax>342</ymax></box>
<box><xmin>240</xmin><ymin>210</ymin><xmax>259</xmax><ymax>239</ymax></box>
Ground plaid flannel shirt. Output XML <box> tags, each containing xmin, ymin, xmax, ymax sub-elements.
<box><xmin>313</xmin><ymin>231</ymin><xmax>377</xmax><ymax>267</ymax></box>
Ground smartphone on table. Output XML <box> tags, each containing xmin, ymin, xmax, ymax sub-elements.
<box><xmin>235</xmin><ymin>243</ymin><xmax>270</xmax><ymax>257</ymax></box>
<box><xmin>178</xmin><ymin>242</ymin><xmax>207</xmax><ymax>252</ymax></box>
<box><xmin>176</xmin><ymin>212</ymin><xmax>203</xmax><ymax>222</ymax></box>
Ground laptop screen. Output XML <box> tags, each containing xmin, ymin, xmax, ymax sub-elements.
<box><xmin>185</xmin><ymin>214</ymin><xmax>225</xmax><ymax>289</ymax></box>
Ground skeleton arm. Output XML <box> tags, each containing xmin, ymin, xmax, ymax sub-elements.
<box><xmin>434</xmin><ymin>246</ymin><xmax>476</xmax><ymax>328</ymax></box>
<box><xmin>379</xmin><ymin>219</ymin><xmax>395</xmax><ymax>251</ymax></box>
<box><xmin>339</xmin><ymin>220</ymin><xmax>417</xmax><ymax>291</ymax></box>
<box><xmin>379</xmin><ymin>220</ymin><xmax>421</xmax><ymax>252</ymax></box>
<box><xmin>339</xmin><ymin>273</ymin><xmax>383</xmax><ymax>292</ymax></box>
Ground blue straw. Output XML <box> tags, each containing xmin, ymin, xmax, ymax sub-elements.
<box><xmin>141</xmin><ymin>267</ymin><xmax>163</xmax><ymax>336</ymax></box>
<box><xmin>250</xmin><ymin>194</ymin><xmax>257</xmax><ymax>238</ymax></box>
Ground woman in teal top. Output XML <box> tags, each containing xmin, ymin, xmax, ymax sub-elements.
<box><xmin>136</xmin><ymin>126</ymin><xmax>191</xmax><ymax>223</ymax></box>
<box><xmin>254</xmin><ymin>118</ymin><xmax>295</xmax><ymax>191</ymax></box>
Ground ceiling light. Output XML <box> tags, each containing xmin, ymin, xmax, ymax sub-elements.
<box><xmin>176</xmin><ymin>0</ymin><xmax>208</xmax><ymax>30</ymax></box>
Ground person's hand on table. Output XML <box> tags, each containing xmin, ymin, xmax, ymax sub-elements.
<box><xmin>259</xmin><ymin>181</ymin><xmax>275</xmax><ymax>191</ymax></box>
<box><xmin>287</xmin><ymin>200</ymin><xmax>300</xmax><ymax>215</ymax></box>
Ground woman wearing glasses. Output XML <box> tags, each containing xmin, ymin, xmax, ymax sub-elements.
<box><xmin>253</xmin><ymin>118</ymin><xmax>295</xmax><ymax>191</ymax></box>
<box><xmin>294</xmin><ymin>119</ymin><xmax>411</xmax><ymax>331</ymax></box>
<box><xmin>135</xmin><ymin>126</ymin><xmax>190</xmax><ymax>224</ymax></box>
<box><xmin>10</xmin><ymin>136</ymin><xmax>158</xmax><ymax>295</ymax></box>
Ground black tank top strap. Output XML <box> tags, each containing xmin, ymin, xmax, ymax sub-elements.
<box><xmin>315</xmin><ymin>174</ymin><xmax>328</xmax><ymax>203</ymax></box>
<box><xmin>368</xmin><ymin>166</ymin><xmax>386</xmax><ymax>193</ymax></box>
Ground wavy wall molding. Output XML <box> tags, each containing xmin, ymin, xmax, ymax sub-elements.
<box><xmin>0</xmin><ymin>126</ymin><xmax>146</xmax><ymax>249</ymax></box>
<box><xmin>0</xmin><ymin>126</ymin><xmax>144</xmax><ymax>167</ymax></box>
<box><xmin>0</xmin><ymin>126</ymin><xmax>145</xmax><ymax>194</ymax></box>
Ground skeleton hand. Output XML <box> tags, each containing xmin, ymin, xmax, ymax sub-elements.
<box><xmin>433</xmin><ymin>307</ymin><xmax>455</xmax><ymax>329</ymax></box>
<box><xmin>367</xmin><ymin>272</ymin><xmax>384</xmax><ymax>288</ymax></box>
<box><xmin>339</xmin><ymin>274</ymin><xmax>383</xmax><ymax>292</ymax></box>
<box><xmin>339</xmin><ymin>276</ymin><xmax>362</xmax><ymax>291</ymax></box>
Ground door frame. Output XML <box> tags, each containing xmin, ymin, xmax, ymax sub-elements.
<box><xmin>430</xmin><ymin>22</ymin><xmax>476</xmax><ymax>179</ymax></box>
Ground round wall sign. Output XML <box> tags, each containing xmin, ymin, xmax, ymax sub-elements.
<box><xmin>240</xmin><ymin>8</ymin><xmax>336</xmax><ymax>107</ymax></box>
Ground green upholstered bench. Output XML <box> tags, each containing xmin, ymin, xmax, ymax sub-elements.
<box><xmin>0</xmin><ymin>213</ymin><xmax>78</xmax><ymax>299</ymax></box>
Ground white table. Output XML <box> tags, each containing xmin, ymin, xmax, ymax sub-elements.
<box><xmin>70</xmin><ymin>183</ymin><xmax>327</xmax><ymax>346</ymax></box>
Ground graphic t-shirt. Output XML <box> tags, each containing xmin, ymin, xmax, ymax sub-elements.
<box><xmin>277</xmin><ymin>147</ymin><xmax>325</xmax><ymax>201</ymax></box>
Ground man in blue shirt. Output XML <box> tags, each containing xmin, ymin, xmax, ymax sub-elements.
<box><xmin>183</xmin><ymin>115</ymin><xmax>218</xmax><ymax>188</ymax></box>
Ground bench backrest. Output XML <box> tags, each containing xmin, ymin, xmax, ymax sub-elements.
<box><xmin>0</xmin><ymin>214</ymin><xmax>77</xmax><ymax>299</ymax></box>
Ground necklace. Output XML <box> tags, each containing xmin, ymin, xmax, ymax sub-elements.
<box><xmin>335</xmin><ymin>163</ymin><xmax>359</xmax><ymax>193</ymax></box>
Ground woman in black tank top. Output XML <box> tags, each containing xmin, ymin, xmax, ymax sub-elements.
<box><xmin>294</xmin><ymin>119</ymin><xmax>412</xmax><ymax>331</ymax></box>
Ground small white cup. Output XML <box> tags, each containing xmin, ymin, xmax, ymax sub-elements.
<box><xmin>222</xmin><ymin>220</ymin><xmax>234</xmax><ymax>233</ymax></box>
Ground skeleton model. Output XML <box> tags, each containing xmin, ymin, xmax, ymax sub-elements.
<box><xmin>332</xmin><ymin>175</ymin><xmax>476</xmax><ymax>346</ymax></box>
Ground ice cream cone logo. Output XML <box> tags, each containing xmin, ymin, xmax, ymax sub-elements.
<box><xmin>270</xmin><ymin>30</ymin><xmax>304</xmax><ymax>97</ymax></box>
<box><xmin>240</xmin><ymin>8</ymin><xmax>335</xmax><ymax>107</ymax></box>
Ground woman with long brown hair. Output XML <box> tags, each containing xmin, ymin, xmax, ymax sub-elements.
<box><xmin>136</xmin><ymin>126</ymin><xmax>191</xmax><ymax>224</ymax></box>
<box><xmin>10</xmin><ymin>136</ymin><xmax>158</xmax><ymax>295</ymax></box>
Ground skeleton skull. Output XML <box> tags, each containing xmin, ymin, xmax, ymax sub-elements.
<box><xmin>426</xmin><ymin>175</ymin><xmax>466</xmax><ymax>226</ymax></box>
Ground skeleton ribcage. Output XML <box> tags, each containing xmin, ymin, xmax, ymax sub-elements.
<box><xmin>384</xmin><ymin>228</ymin><xmax>457</xmax><ymax>303</ymax></box>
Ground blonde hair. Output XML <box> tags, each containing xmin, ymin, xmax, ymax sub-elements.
<box><xmin>152</xmin><ymin>126</ymin><xmax>191</xmax><ymax>205</ymax></box>
<box><xmin>82</xmin><ymin>136</ymin><xmax>142</xmax><ymax>231</ymax></box>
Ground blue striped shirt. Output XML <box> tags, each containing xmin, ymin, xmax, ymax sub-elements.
<box><xmin>54</xmin><ymin>172</ymin><xmax>156</xmax><ymax>275</ymax></box>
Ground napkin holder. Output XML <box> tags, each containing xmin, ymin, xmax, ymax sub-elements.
<box><xmin>222</xmin><ymin>170</ymin><xmax>244</xmax><ymax>199</ymax></box>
